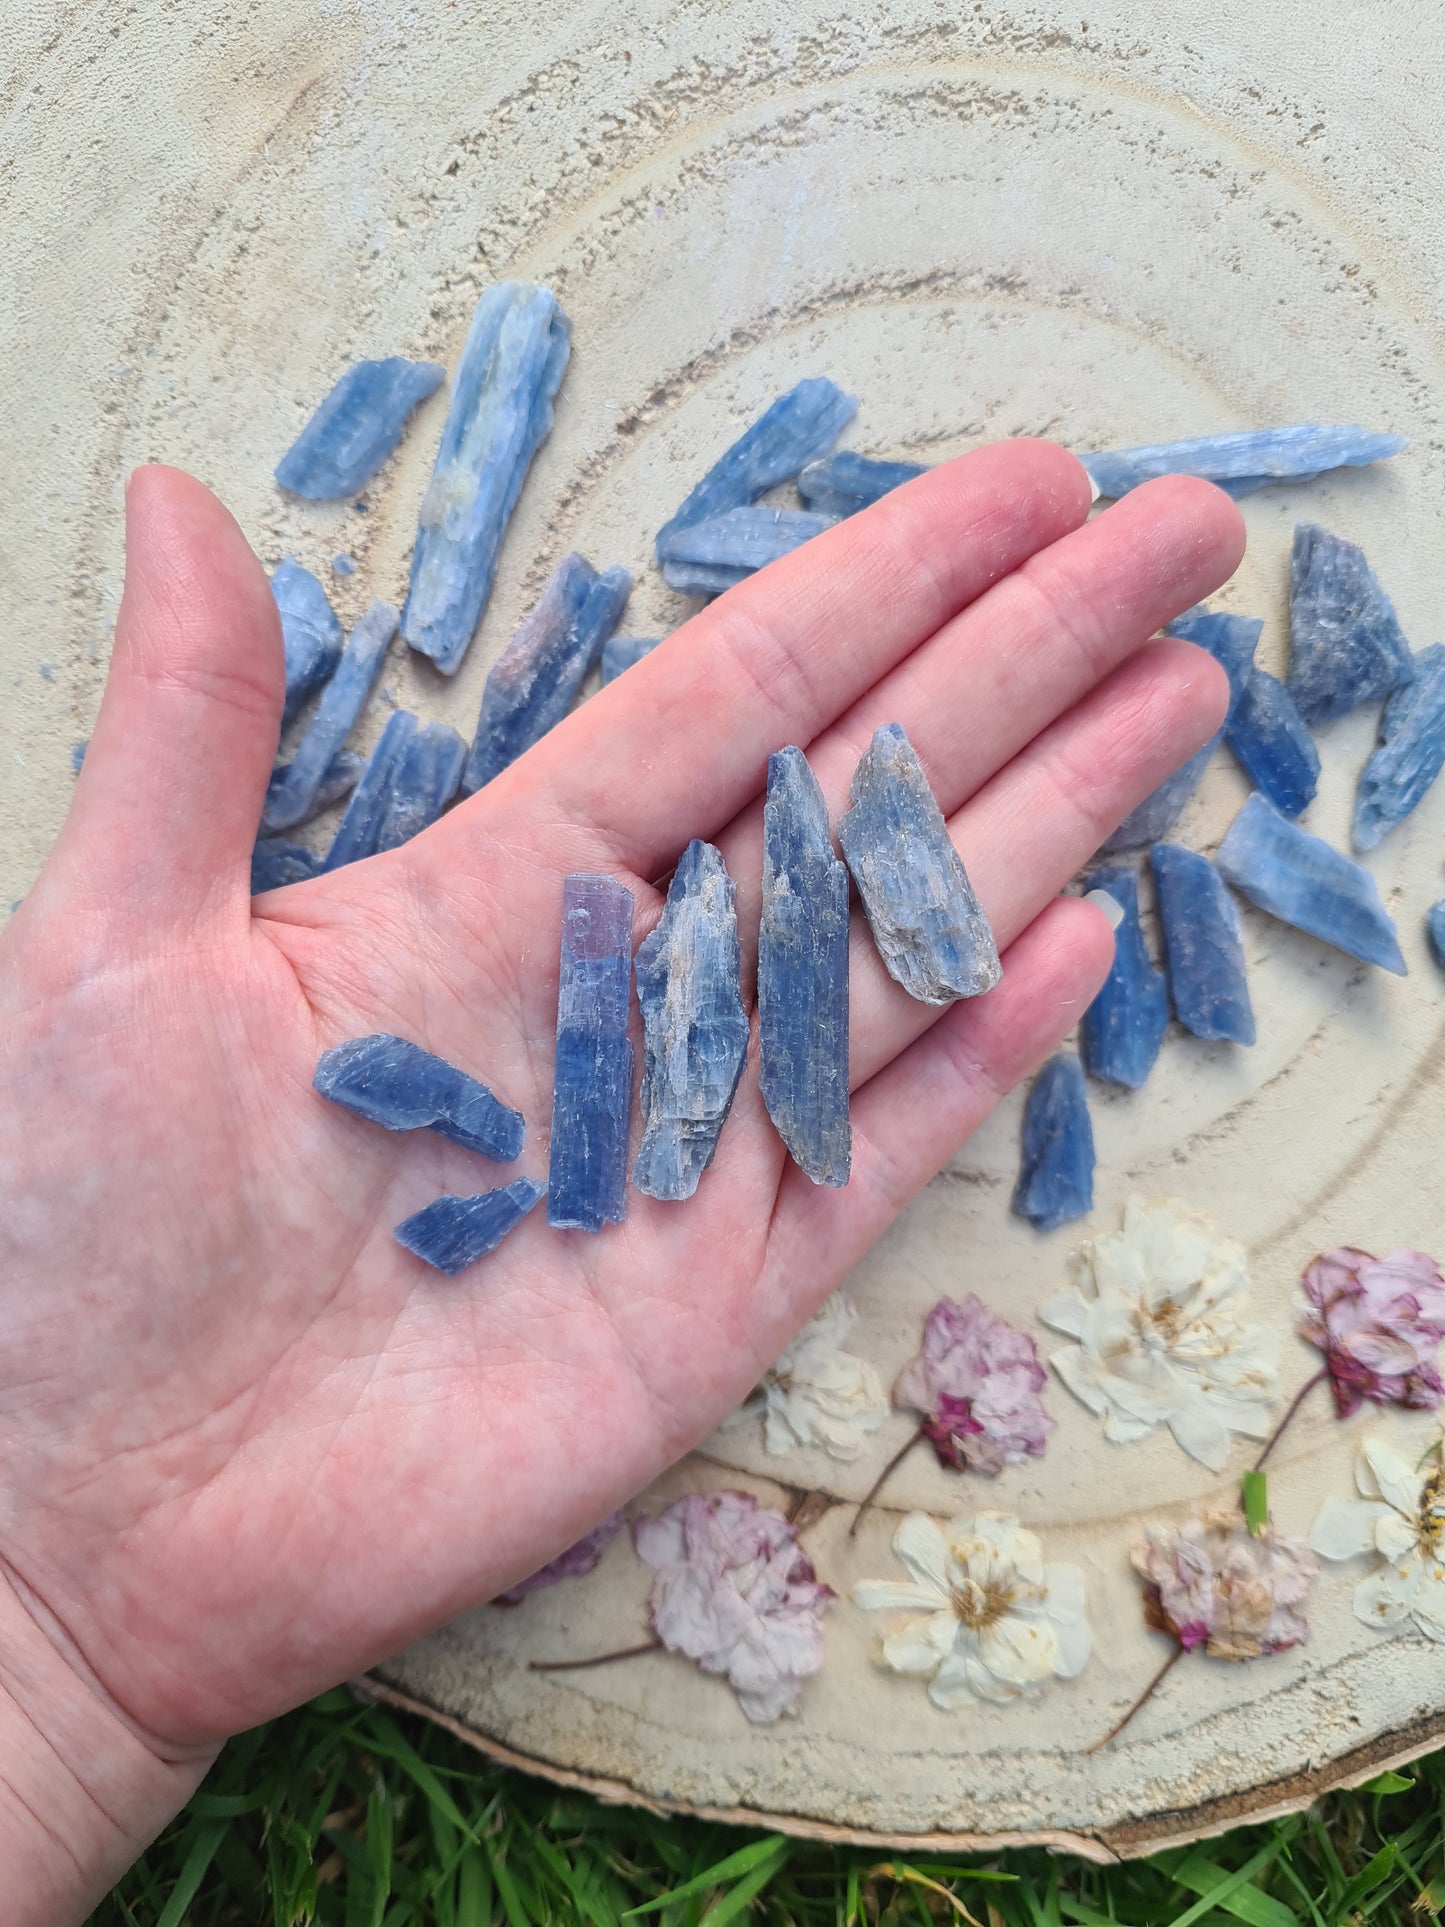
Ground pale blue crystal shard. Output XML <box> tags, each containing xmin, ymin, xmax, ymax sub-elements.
<box><xmin>1013</xmin><ymin>1052</ymin><xmax>1094</xmax><ymax>1232</ymax></box>
<box><xmin>758</xmin><ymin>747</ymin><xmax>850</xmax><ymax>1186</ymax></box>
<box><xmin>655</xmin><ymin>377</ymin><xmax>857</xmax><ymax>558</ymax></box>
<box><xmin>402</xmin><ymin>283</ymin><xmax>571</xmax><ymax>675</ymax></box>
<box><xmin>632</xmin><ymin>841</ymin><xmax>749</xmax><ymax>1201</ymax></box>
<box><xmin>394</xmin><ymin>1177</ymin><xmax>547</xmax><ymax>1275</ymax></box>
<box><xmin>275</xmin><ymin>357</ymin><xmax>446</xmax><ymax>499</ymax></box>
<box><xmin>1080</xmin><ymin>425</ymin><xmax>1406</xmax><ymax>500</ymax></box>
<box><xmin>1080</xmin><ymin>867</ymin><xmax>1169</xmax><ymax>1087</ymax></box>
<box><xmin>1287</xmin><ymin>523</ymin><xmax>1412</xmax><ymax>724</ymax></box>
<box><xmin>314</xmin><ymin>1033</ymin><xmax>524</xmax><ymax>1161</ymax></box>
<box><xmin>1427</xmin><ymin>902</ymin><xmax>1445</xmax><ymax>970</ymax></box>
<box><xmin>600</xmin><ymin>634</ymin><xmax>661</xmax><ymax>684</ymax></box>
<box><xmin>1352</xmin><ymin>645</ymin><xmax>1445</xmax><ymax>851</ymax></box>
<box><xmin>548</xmin><ymin>875</ymin><xmax>635</xmax><ymax>1231</ymax></box>
<box><xmin>1151</xmin><ymin>843</ymin><xmax>1255</xmax><ymax>1045</ymax></box>
<box><xmin>251</xmin><ymin>840</ymin><xmax>319</xmax><ymax>893</ymax></box>
<box><xmin>460</xmin><ymin>556</ymin><xmax>631</xmax><ymax>794</ymax></box>
<box><xmin>262</xmin><ymin>601</ymin><xmax>397</xmax><ymax>832</ymax></box>
<box><xmin>271</xmin><ymin>558</ymin><xmax>344</xmax><ymax>721</ymax></box>
<box><xmin>265</xmin><ymin>750</ymin><xmax>362</xmax><ymax>827</ymax></box>
<box><xmin>1225</xmin><ymin>670</ymin><xmax>1319</xmax><ymax>818</ymax></box>
<box><xmin>798</xmin><ymin>450</ymin><xmax>928</xmax><ymax>515</ymax></box>
<box><xmin>837</xmin><ymin>722</ymin><xmax>999</xmax><ymax>1004</ymax></box>
<box><xmin>1216</xmin><ymin>793</ymin><xmax>1406</xmax><ymax>974</ymax></box>
<box><xmin>70</xmin><ymin>741</ymin><xmax>87</xmax><ymax>774</ymax></box>
<box><xmin>322</xmin><ymin>711</ymin><xmax>465</xmax><ymax>871</ymax></box>
<box><xmin>657</xmin><ymin>507</ymin><xmax>834</xmax><ymax>594</ymax></box>
<box><xmin>331</xmin><ymin>554</ymin><xmax>356</xmax><ymax>577</ymax></box>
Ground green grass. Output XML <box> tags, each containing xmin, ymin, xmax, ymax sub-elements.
<box><xmin>93</xmin><ymin>1689</ymin><xmax>1445</xmax><ymax>1926</ymax></box>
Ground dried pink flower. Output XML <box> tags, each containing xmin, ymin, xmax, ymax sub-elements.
<box><xmin>1131</xmin><ymin>1506</ymin><xmax>1318</xmax><ymax>1662</ymax></box>
<box><xmin>894</xmin><ymin>1295</ymin><xmax>1054</xmax><ymax>1474</ymax></box>
<box><xmin>632</xmin><ymin>1492</ymin><xmax>835</xmax><ymax>1723</ymax></box>
<box><xmin>1299</xmin><ymin>1247</ymin><xmax>1445</xmax><ymax>1418</ymax></box>
<box><xmin>495</xmin><ymin>1511</ymin><xmax>625</xmax><ymax>1604</ymax></box>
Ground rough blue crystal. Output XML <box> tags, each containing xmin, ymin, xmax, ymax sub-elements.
<box><xmin>657</xmin><ymin>507</ymin><xmax>834</xmax><ymax>594</ymax></box>
<box><xmin>271</xmin><ymin>558</ymin><xmax>344</xmax><ymax>722</ymax></box>
<box><xmin>548</xmin><ymin>874</ymin><xmax>635</xmax><ymax>1231</ymax></box>
<box><xmin>394</xmin><ymin>1177</ymin><xmax>547</xmax><ymax>1276</ymax></box>
<box><xmin>1224</xmin><ymin>670</ymin><xmax>1320</xmax><ymax>818</ymax></box>
<box><xmin>251</xmin><ymin>840</ymin><xmax>320</xmax><ymax>893</ymax></box>
<box><xmin>1080</xmin><ymin>425</ymin><xmax>1407</xmax><ymax>500</ymax></box>
<box><xmin>402</xmin><ymin>283</ymin><xmax>571</xmax><ymax>675</ymax></box>
<box><xmin>837</xmin><ymin>723</ymin><xmax>999</xmax><ymax>1005</ymax></box>
<box><xmin>655</xmin><ymin>377</ymin><xmax>857</xmax><ymax>558</ymax></box>
<box><xmin>323</xmin><ymin>711</ymin><xmax>465</xmax><ymax>871</ymax></box>
<box><xmin>331</xmin><ymin>553</ymin><xmax>356</xmax><ymax>577</ymax></box>
<box><xmin>275</xmin><ymin>357</ymin><xmax>446</xmax><ymax>499</ymax></box>
<box><xmin>797</xmin><ymin>450</ymin><xmax>928</xmax><ymax>516</ymax></box>
<box><xmin>600</xmin><ymin>635</ymin><xmax>662</xmax><ymax>684</ymax></box>
<box><xmin>1216</xmin><ymin>793</ymin><xmax>1406</xmax><ymax>974</ymax></box>
<box><xmin>1287</xmin><ymin>522</ymin><xmax>1413</xmax><ymax>725</ymax></box>
<box><xmin>1352</xmin><ymin>645</ymin><xmax>1445</xmax><ymax>851</ymax></box>
<box><xmin>314</xmin><ymin>1033</ymin><xmax>524</xmax><ymax>1160</ymax></box>
<box><xmin>1013</xmin><ymin>1052</ymin><xmax>1094</xmax><ymax>1232</ymax></box>
<box><xmin>461</xmin><ymin>556</ymin><xmax>631</xmax><ymax>794</ymax></box>
<box><xmin>1427</xmin><ymin>902</ymin><xmax>1445</xmax><ymax>971</ymax></box>
<box><xmin>70</xmin><ymin>741</ymin><xmax>87</xmax><ymax>774</ymax></box>
<box><xmin>1151</xmin><ymin>843</ymin><xmax>1255</xmax><ymax>1045</ymax></box>
<box><xmin>262</xmin><ymin>601</ymin><xmax>397</xmax><ymax>832</ymax></box>
<box><xmin>265</xmin><ymin>750</ymin><xmax>362</xmax><ymax>828</ymax></box>
<box><xmin>632</xmin><ymin>841</ymin><xmax>749</xmax><ymax>1201</ymax></box>
<box><xmin>758</xmin><ymin>747</ymin><xmax>850</xmax><ymax>1186</ymax></box>
<box><xmin>1080</xmin><ymin>867</ymin><xmax>1169</xmax><ymax>1087</ymax></box>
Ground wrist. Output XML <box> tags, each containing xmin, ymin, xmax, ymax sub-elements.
<box><xmin>0</xmin><ymin>1566</ymin><xmax>216</xmax><ymax>1926</ymax></box>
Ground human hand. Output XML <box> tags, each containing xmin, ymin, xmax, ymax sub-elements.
<box><xmin>0</xmin><ymin>449</ymin><xmax>1242</xmax><ymax>1917</ymax></box>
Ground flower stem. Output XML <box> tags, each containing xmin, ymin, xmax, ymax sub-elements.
<box><xmin>1252</xmin><ymin>1367</ymin><xmax>1328</xmax><ymax>1472</ymax></box>
<box><xmin>530</xmin><ymin>1637</ymin><xmax>663</xmax><ymax>1674</ymax></box>
<box><xmin>1086</xmin><ymin>1644</ymin><xmax>1186</xmax><ymax>1754</ymax></box>
<box><xmin>849</xmin><ymin>1427</ymin><xmax>926</xmax><ymax>1539</ymax></box>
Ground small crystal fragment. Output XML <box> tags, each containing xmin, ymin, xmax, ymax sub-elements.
<box><xmin>1287</xmin><ymin>523</ymin><xmax>1412</xmax><ymax>725</ymax></box>
<box><xmin>1429</xmin><ymin>902</ymin><xmax>1445</xmax><ymax>971</ymax></box>
<box><xmin>394</xmin><ymin>1177</ymin><xmax>546</xmax><ymax>1275</ymax></box>
<box><xmin>798</xmin><ymin>450</ymin><xmax>928</xmax><ymax>516</ymax></box>
<box><xmin>632</xmin><ymin>841</ymin><xmax>749</xmax><ymax>1201</ymax></box>
<box><xmin>460</xmin><ymin>556</ymin><xmax>631</xmax><ymax>794</ymax></box>
<box><xmin>1151</xmin><ymin>844</ymin><xmax>1255</xmax><ymax>1045</ymax></box>
<box><xmin>275</xmin><ymin>357</ymin><xmax>446</xmax><ymax>499</ymax></box>
<box><xmin>1013</xmin><ymin>1053</ymin><xmax>1094</xmax><ymax>1232</ymax></box>
<box><xmin>251</xmin><ymin>840</ymin><xmax>320</xmax><ymax>893</ymax></box>
<box><xmin>262</xmin><ymin>601</ymin><xmax>397</xmax><ymax>832</ymax></box>
<box><xmin>271</xmin><ymin>558</ymin><xmax>344</xmax><ymax>721</ymax></box>
<box><xmin>314</xmin><ymin>1033</ymin><xmax>524</xmax><ymax>1161</ymax></box>
<box><xmin>655</xmin><ymin>377</ymin><xmax>857</xmax><ymax>558</ymax></box>
<box><xmin>1080</xmin><ymin>425</ymin><xmax>1406</xmax><ymax>501</ymax></box>
<box><xmin>331</xmin><ymin>553</ymin><xmax>356</xmax><ymax>577</ymax></box>
<box><xmin>1352</xmin><ymin>644</ymin><xmax>1445</xmax><ymax>851</ymax></box>
<box><xmin>1216</xmin><ymin>793</ymin><xmax>1406</xmax><ymax>974</ymax></box>
<box><xmin>265</xmin><ymin>750</ymin><xmax>362</xmax><ymax>828</ymax></box>
<box><xmin>1224</xmin><ymin>671</ymin><xmax>1319</xmax><ymax>818</ymax></box>
<box><xmin>1080</xmin><ymin>867</ymin><xmax>1169</xmax><ymax>1087</ymax></box>
<box><xmin>70</xmin><ymin>741</ymin><xmax>87</xmax><ymax>774</ymax></box>
<box><xmin>402</xmin><ymin>283</ymin><xmax>571</xmax><ymax>675</ymax></box>
<box><xmin>758</xmin><ymin>748</ymin><xmax>850</xmax><ymax>1186</ymax></box>
<box><xmin>657</xmin><ymin>507</ymin><xmax>834</xmax><ymax>594</ymax></box>
<box><xmin>323</xmin><ymin>711</ymin><xmax>466</xmax><ymax>871</ymax></box>
<box><xmin>837</xmin><ymin>722</ymin><xmax>999</xmax><ymax>1005</ymax></box>
<box><xmin>548</xmin><ymin>875</ymin><xmax>635</xmax><ymax>1231</ymax></box>
<box><xmin>600</xmin><ymin>634</ymin><xmax>662</xmax><ymax>684</ymax></box>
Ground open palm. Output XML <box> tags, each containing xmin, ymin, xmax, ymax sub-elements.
<box><xmin>0</xmin><ymin>449</ymin><xmax>1241</xmax><ymax>1772</ymax></box>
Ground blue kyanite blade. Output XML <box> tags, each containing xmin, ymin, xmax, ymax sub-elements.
<box><xmin>394</xmin><ymin>1178</ymin><xmax>547</xmax><ymax>1276</ymax></box>
<box><xmin>1151</xmin><ymin>843</ymin><xmax>1255</xmax><ymax>1045</ymax></box>
<box><xmin>271</xmin><ymin>558</ymin><xmax>344</xmax><ymax>722</ymax></box>
<box><xmin>401</xmin><ymin>283</ymin><xmax>572</xmax><ymax>676</ymax></box>
<box><xmin>1224</xmin><ymin>670</ymin><xmax>1320</xmax><ymax>818</ymax></box>
<box><xmin>1216</xmin><ymin>793</ymin><xmax>1406</xmax><ymax>974</ymax></box>
<box><xmin>1353</xmin><ymin>644</ymin><xmax>1445</xmax><ymax>851</ymax></box>
<box><xmin>1287</xmin><ymin>522</ymin><xmax>1413</xmax><ymax>725</ymax></box>
<box><xmin>657</xmin><ymin>507</ymin><xmax>834</xmax><ymax>593</ymax></box>
<box><xmin>324</xmin><ymin>712</ymin><xmax>417</xmax><ymax>869</ymax></box>
<box><xmin>322</xmin><ymin>713</ymin><xmax>466</xmax><ymax>870</ymax></box>
<box><xmin>600</xmin><ymin>634</ymin><xmax>662</xmax><ymax>684</ymax></box>
<box><xmin>1080</xmin><ymin>866</ymin><xmax>1169</xmax><ymax>1088</ymax></box>
<box><xmin>1427</xmin><ymin>902</ymin><xmax>1445</xmax><ymax>971</ymax></box>
<box><xmin>461</xmin><ymin>556</ymin><xmax>631</xmax><ymax>794</ymax></box>
<box><xmin>70</xmin><ymin>741</ymin><xmax>88</xmax><ymax>774</ymax></box>
<box><xmin>654</xmin><ymin>377</ymin><xmax>857</xmax><ymax>558</ymax></box>
<box><xmin>1013</xmin><ymin>1052</ymin><xmax>1094</xmax><ymax>1232</ymax></box>
<box><xmin>758</xmin><ymin>747</ymin><xmax>851</xmax><ymax>1186</ymax></box>
<box><xmin>275</xmin><ymin>357</ymin><xmax>446</xmax><ymax>499</ymax></box>
<box><xmin>314</xmin><ymin>1033</ymin><xmax>525</xmax><ymax>1161</ymax></box>
<box><xmin>548</xmin><ymin>874</ymin><xmax>636</xmax><ymax>1231</ymax></box>
<box><xmin>632</xmin><ymin>841</ymin><xmax>750</xmax><ymax>1202</ymax></box>
<box><xmin>797</xmin><ymin>451</ymin><xmax>929</xmax><ymax>516</ymax></box>
<box><xmin>263</xmin><ymin>601</ymin><xmax>397</xmax><ymax>833</ymax></box>
<box><xmin>837</xmin><ymin>722</ymin><xmax>999</xmax><ymax>1005</ymax></box>
<box><xmin>265</xmin><ymin>750</ymin><xmax>362</xmax><ymax>828</ymax></box>
<box><xmin>1080</xmin><ymin>425</ymin><xmax>1407</xmax><ymax>500</ymax></box>
<box><xmin>251</xmin><ymin>840</ymin><xmax>320</xmax><ymax>893</ymax></box>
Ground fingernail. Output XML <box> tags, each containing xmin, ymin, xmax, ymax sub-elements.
<box><xmin>1086</xmin><ymin>473</ymin><xmax>1102</xmax><ymax>506</ymax></box>
<box><xmin>1084</xmin><ymin>887</ymin><xmax>1124</xmax><ymax>932</ymax></box>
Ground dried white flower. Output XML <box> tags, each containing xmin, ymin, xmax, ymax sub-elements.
<box><xmin>758</xmin><ymin>1294</ymin><xmax>889</xmax><ymax>1462</ymax></box>
<box><xmin>1039</xmin><ymin>1196</ymin><xmax>1279</xmax><ymax>1471</ymax></box>
<box><xmin>853</xmin><ymin>1511</ymin><xmax>1091</xmax><ymax>1708</ymax></box>
<box><xmin>1310</xmin><ymin>1436</ymin><xmax>1445</xmax><ymax>1642</ymax></box>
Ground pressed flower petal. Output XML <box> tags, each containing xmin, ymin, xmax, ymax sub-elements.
<box><xmin>853</xmin><ymin>1579</ymin><xmax>950</xmax><ymax>1614</ymax></box>
<box><xmin>1037</xmin><ymin>1291</ymin><xmax>1089</xmax><ymax>1337</ymax></box>
<box><xmin>891</xmin><ymin>1513</ymin><xmax>951</xmax><ymax>1594</ymax></box>
<box><xmin>1310</xmin><ymin>1497</ymin><xmax>1390</xmax><ymax>1561</ymax></box>
<box><xmin>1051</xmin><ymin>1609</ymin><xmax>1094</xmax><ymax>1678</ymax></box>
<box><xmin>1354</xmin><ymin>1563</ymin><xmax>1420</xmax><ymax>1630</ymax></box>
<box><xmin>1376</xmin><ymin>1510</ymin><xmax>1421</xmax><ymax>1563</ymax></box>
<box><xmin>979</xmin><ymin>1613</ymin><xmax>1058</xmax><ymax>1688</ymax></box>
<box><xmin>929</xmin><ymin>1650</ymin><xmax>988</xmax><ymax>1709</ymax></box>
<box><xmin>880</xmin><ymin>1612</ymin><xmax>957</xmax><ymax>1678</ymax></box>
<box><xmin>1165</xmin><ymin>1397</ymin><xmax>1233</xmax><ymax>1472</ymax></box>
<box><xmin>1361</xmin><ymin>1436</ymin><xmax>1423</xmax><ymax>1516</ymax></box>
